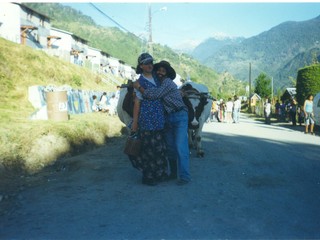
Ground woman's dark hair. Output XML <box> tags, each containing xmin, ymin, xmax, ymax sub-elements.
<box><xmin>307</xmin><ymin>94</ymin><xmax>313</xmax><ymax>99</ymax></box>
<box><xmin>136</xmin><ymin>63</ymin><xmax>142</xmax><ymax>74</ymax></box>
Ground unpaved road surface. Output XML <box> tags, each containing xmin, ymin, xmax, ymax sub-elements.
<box><xmin>1</xmin><ymin>114</ymin><xmax>320</xmax><ymax>239</ymax></box>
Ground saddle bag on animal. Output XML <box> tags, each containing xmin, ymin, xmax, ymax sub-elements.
<box><xmin>124</xmin><ymin>132</ymin><xmax>141</xmax><ymax>157</ymax></box>
<box><xmin>122</xmin><ymin>87</ymin><xmax>134</xmax><ymax>118</ymax></box>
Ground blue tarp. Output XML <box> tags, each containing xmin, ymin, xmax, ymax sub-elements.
<box><xmin>29</xmin><ymin>85</ymin><xmax>114</xmax><ymax>115</ymax></box>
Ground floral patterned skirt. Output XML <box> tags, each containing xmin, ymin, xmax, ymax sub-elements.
<box><xmin>129</xmin><ymin>130</ymin><xmax>168</xmax><ymax>180</ymax></box>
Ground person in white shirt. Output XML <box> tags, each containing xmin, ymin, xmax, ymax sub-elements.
<box><xmin>264</xmin><ymin>98</ymin><xmax>272</xmax><ymax>124</ymax></box>
<box><xmin>225</xmin><ymin>97</ymin><xmax>234</xmax><ymax>123</ymax></box>
<box><xmin>233</xmin><ymin>95</ymin><xmax>241</xmax><ymax>123</ymax></box>
<box><xmin>108</xmin><ymin>94</ymin><xmax>118</xmax><ymax>115</ymax></box>
<box><xmin>99</xmin><ymin>92</ymin><xmax>108</xmax><ymax>112</ymax></box>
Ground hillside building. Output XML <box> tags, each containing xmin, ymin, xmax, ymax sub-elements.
<box><xmin>281</xmin><ymin>88</ymin><xmax>296</xmax><ymax>102</ymax></box>
<box><xmin>0</xmin><ymin>2</ymin><xmax>132</xmax><ymax>84</ymax></box>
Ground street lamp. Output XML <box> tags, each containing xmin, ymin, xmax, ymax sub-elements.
<box><xmin>147</xmin><ymin>4</ymin><xmax>167</xmax><ymax>55</ymax></box>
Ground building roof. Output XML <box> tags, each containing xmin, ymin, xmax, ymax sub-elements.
<box><xmin>249</xmin><ymin>93</ymin><xmax>261</xmax><ymax>100</ymax></box>
<box><xmin>281</xmin><ymin>87</ymin><xmax>296</xmax><ymax>101</ymax></box>
<box><xmin>286</xmin><ymin>88</ymin><xmax>296</xmax><ymax>96</ymax></box>
<box><xmin>18</xmin><ymin>3</ymin><xmax>51</xmax><ymax>20</ymax></box>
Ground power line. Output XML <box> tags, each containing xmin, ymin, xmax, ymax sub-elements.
<box><xmin>88</xmin><ymin>3</ymin><xmax>150</xmax><ymax>53</ymax></box>
<box><xmin>88</xmin><ymin>3</ymin><xmax>131</xmax><ymax>33</ymax></box>
<box><xmin>88</xmin><ymin>3</ymin><xmax>146</xmax><ymax>46</ymax></box>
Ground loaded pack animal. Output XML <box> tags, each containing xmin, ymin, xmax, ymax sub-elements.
<box><xmin>180</xmin><ymin>82</ymin><xmax>213</xmax><ymax>157</ymax></box>
<box><xmin>116</xmin><ymin>82</ymin><xmax>134</xmax><ymax>128</ymax></box>
<box><xmin>117</xmin><ymin>80</ymin><xmax>213</xmax><ymax>158</ymax></box>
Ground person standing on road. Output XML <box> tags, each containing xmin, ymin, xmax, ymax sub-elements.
<box><xmin>275</xmin><ymin>100</ymin><xmax>281</xmax><ymax>121</ymax></box>
<box><xmin>280</xmin><ymin>100</ymin><xmax>286</xmax><ymax>122</ymax></box>
<box><xmin>133</xmin><ymin>60</ymin><xmax>191</xmax><ymax>185</ymax></box>
<box><xmin>264</xmin><ymin>98</ymin><xmax>272</xmax><ymax>124</ymax></box>
<box><xmin>297</xmin><ymin>105</ymin><xmax>305</xmax><ymax>126</ymax></box>
<box><xmin>219</xmin><ymin>99</ymin><xmax>225</xmax><ymax>122</ymax></box>
<box><xmin>303</xmin><ymin>94</ymin><xmax>315</xmax><ymax>135</ymax></box>
<box><xmin>130</xmin><ymin>53</ymin><xmax>168</xmax><ymax>186</ymax></box>
<box><xmin>289</xmin><ymin>98</ymin><xmax>297</xmax><ymax>126</ymax></box>
<box><xmin>225</xmin><ymin>97</ymin><xmax>233</xmax><ymax>123</ymax></box>
<box><xmin>232</xmin><ymin>95</ymin><xmax>241</xmax><ymax>123</ymax></box>
<box><xmin>210</xmin><ymin>101</ymin><xmax>220</xmax><ymax>122</ymax></box>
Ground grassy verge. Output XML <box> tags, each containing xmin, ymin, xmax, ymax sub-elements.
<box><xmin>0</xmin><ymin>38</ymin><xmax>127</xmax><ymax>174</ymax></box>
<box><xmin>0</xmin><ymin>111</ymin><xmax>124</xmax><ymax>174</ymax></box>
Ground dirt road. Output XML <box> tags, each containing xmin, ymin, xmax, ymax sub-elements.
<box><xmin>1</xmin><ymin>114</ymin><xmax>320</xmax><ymax>239</ymax></box>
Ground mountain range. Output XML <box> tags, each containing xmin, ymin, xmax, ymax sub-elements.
<box><xmin>24</xmin><ymin>3</ymin><xmax>245</xmax><ymax>99</ymax></box>
<box><xmin>24</xmin><ymin>3</ymin><xmax>320</xmax><ymax>95</ymax></box>
<box><xmin>191</xmin><ymin>15</ymin><xmax>320</xmax><ymax>90</ymax></box>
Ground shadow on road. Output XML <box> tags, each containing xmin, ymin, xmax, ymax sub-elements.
<box><xmin>1</xmin><ymin>118</ymin><xmax>320</xmax><ymax>239</ymax></box>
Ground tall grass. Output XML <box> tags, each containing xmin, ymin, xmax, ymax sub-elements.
<box><xmin>0</xmin><ymin>38</ymin><xmax>125</xmax><ymax>173</ymax></box>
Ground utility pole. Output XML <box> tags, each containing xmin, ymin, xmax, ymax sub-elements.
<box><xmin>248</xmin><ymin>62</ymin><xmax>252</xmax><ymax>113</ymax></box>
<box><xmin>271</xmin><ymin>76</ymin><xmax>274</xmax><ymax>103</ymax></box>
<box><xmin>148</xmin><ymin>4</ymin><xmax>153</xmax><ymax>55</ymax></box>
<box><xmin>147</xmin><ymin>4</ymin><xmax>166</xmax><ymax>55</ymax></box>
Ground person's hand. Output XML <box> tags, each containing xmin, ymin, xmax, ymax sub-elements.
<box><xmin>133</xmin><ymin>81</ymin><xmax>140</xmax><ymax>89</ymax></box>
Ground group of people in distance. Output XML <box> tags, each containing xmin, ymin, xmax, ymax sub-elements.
<box><xmin>273</xmin><ymin>94</ymin><xmax>316</xmax><ymax>135</ymax></box>
<box><xmin>125</xmin><ymin>53</ymin><xmax>191</xmax><ymax>186</ymax></box>
<box><xmin>92</xmin><ymin>89</ymin><xmax>119</xmax><ymax>115</ymax></box>
<box><xmin>210</xmin><ymin>96</ymin><xmax>241</xmax><ymax>124</ymax></box>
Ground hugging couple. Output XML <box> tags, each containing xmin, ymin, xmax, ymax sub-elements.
<box><xmin>127</xmin><ymin>53</ymin><xmax>191</xmax><ymax>186</ymax></box>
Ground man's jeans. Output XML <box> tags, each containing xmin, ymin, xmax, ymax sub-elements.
<box><xmin>165</xmin><ymin>110</ymin><xmax>191</xmax><ymax>181</ymax></box>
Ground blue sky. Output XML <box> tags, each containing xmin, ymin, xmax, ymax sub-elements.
<box><xmin>62</xmin><ymin>2</ymin><xmax>320</xmax><ymax>50</ymax></box>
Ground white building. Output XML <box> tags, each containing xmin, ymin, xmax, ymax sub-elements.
<box><xmin>86</xmin><ymin>46</ymin><xmax>102</xmax><ymax>73</ymax></box>
<box><xmin>0</xmin><ymin>3</ymin><xmax>21</xmax><ymax>44</ymax></box>
<box><xmin>0</xmin><ymin>2</ymin><xmax>134</xmax><ymax>82</ymax></box>
<box><xmin>107</xmin><ymin>56</ymin><xmax>120</xmax><ymax>77</ymax></box>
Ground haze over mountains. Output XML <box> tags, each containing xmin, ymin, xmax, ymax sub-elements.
<box><xmin>191</xmin><ymin>15</ymin><xmax>320</xmax><ymax>90</ymax></box>
<box><xmin>191</xmin><ymin>36</ymin><xmax>245</xmax><ymax>62</ymax></box>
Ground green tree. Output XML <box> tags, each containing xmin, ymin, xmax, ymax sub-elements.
<box><xmin>296</xmin><ymin>64</ymin><xmax>320</xmax><ymax>106</ymax></box>
<box><xmin>254</xmin><ymin>73</ymin><xmax>272</xmax><ymax>98</ymax></box>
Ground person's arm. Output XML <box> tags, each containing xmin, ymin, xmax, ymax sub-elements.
<box><xmin>133</xmin><ymin>81</ymin><xmax>145</xmax><ymax>94</ymax></box>
<box><xmin>131</xmin><ymin>96</ymin><xmax>140</xmax><ymax>133</ymax></box>
<box><xmin>303</xmin><ymin>100</ymin><xmax>307</xmax><ymax>116</ymax></box>
<box><xmin>134</xmin><ymin>78</ymin><xmax>173</xmax><ymax>100</ymax></box>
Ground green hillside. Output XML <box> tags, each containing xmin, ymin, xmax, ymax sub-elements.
<box><xmin>24</xmin><ymin>3</ymin><xmax>245</xmax><ymax>99</ymax></box>
<box><xmin>0</xmin><ymin>37</ymin><xmax>120</xmax><ymax>122</ymax></box>
<box><xmin>0</xmin><ymin>37</ymin><xmax>123</xmax><ymax>173</ymax></box>
<box><xmin>0</xmin><ymin>2</ymin><xmax>248</xmax><ymax>173</ymax></box>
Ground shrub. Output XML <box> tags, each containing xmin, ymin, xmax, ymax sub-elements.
<box><xmin>296</xmin><ymin>64</ymin><xmax>320</xmax><ymax>106</ymax></box>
